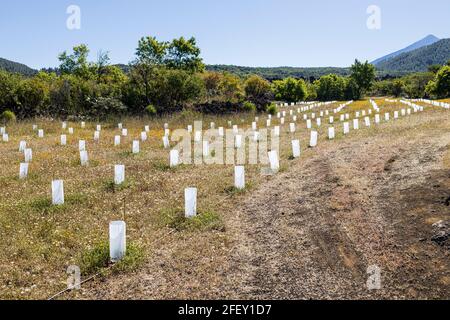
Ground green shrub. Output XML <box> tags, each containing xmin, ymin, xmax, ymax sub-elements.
<box><xmin>79</xmin><ymin>241</ymin><xmax>144</xmax><ymax>275</ymax></box>
<box><xmin>244</xmin><ymin>75</ymin><xmax>274</xmax><ymax>110</ymax></box>
<box><xmin>79</xmin><ymin>241</ymin><xmax>110</xmax><ymax>275</ymax></box>
<box><xmin>1</xmin><ymin>110</ymin><xmax>16</xmax><ymax>123</ymax></box>
<box><xmin>160</xmin><ymin>208</ymin><xmax>225</xmax><ymax>232</ymax></box>
<box><xmin>272</xmin><ymin>77</ymin><xmax>307</xmax><ymax>102</ymax></box>
<box><xmin>28</xmin><ymin>193</ymin><xmax>88</xmax><ymax>214</ymax></box>
<box><xmin>113</xmin><ymin>244</ymin><xmax>145</xmax><ymax>273</ymax></box>
<box><xmin>103</xmin><ymin>179</ymin><xmax>132</xmax><ymax>193</ymax></box>
<box><xmin>224</xmin><ymin>183</ymin><xmax>252</xmax><ymax>196</ymax></box>
<box><xmin>146</xmin><ymin>104</ymin><xmax>157</xmax><ymax>116</ymax></box>
<box><xmin>242</xmin><ymin>101</ymin><xmax>256</xmax><ymax>112</ymax></box>
<box><xmin>29</xmin><ymin>197</ymin><xmax>55</xmax><ymax>213</ymax></box>
<box><xmin>90</xmin><ymin>97</ymin><xmax>126</xmax><ymax>118</ymax></box>
<box><xmin>266</xmin><ymin>103</ymin><xmax>278</xmax><ymax>115</ymax></box>
<box><xmin>152</xmin><ymin>161</ymin><xmax>172</xmax><ymax>172</ymax></box>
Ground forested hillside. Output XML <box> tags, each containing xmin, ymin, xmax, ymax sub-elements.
<box><xmin>376</xmin><ymin>39</ymin><xmax>450</xmax><ymax>72</ymax></box>
<box><xmin>206</xmin><ymin>65</ymin><xmax>350</xmax><ymax>81</ymax></box>
<box><xmin>372</xmin><ymin>34</ymin><xmax>440</xmax><ymax>65</ymax></box>
<box><xmin>0</xmin><ymin>57</ymin><xmax>37</xmax><ymax>76</ymax></box>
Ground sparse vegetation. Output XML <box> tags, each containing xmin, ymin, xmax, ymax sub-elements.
<box><xmin>160</xmin><ymin>208</ymin><xmax>225</xmax><ymax>232</ymax></box>
<box><xmin>0</xmin><ymin>93</ymin><xmax>449</xmax><ymax>300</ymax></box>
<box><xmin>103</xmin><ymin>179</ymin><xmax>132</xmax><ymax>193</ymax></box>
<box><xmin>79</xmin><ymin>241</ymin><xmax>144</xmax><ymax>275</ymax></box>
<box><xmin>266</xmin><ymin>102</ymin><xmax>278</xmax><ymax>115</ymax></box>
<box><xmin>146</xmin><ymin>104</ymin><xmax>157</xmax><ymax>116</ymax></box>
<box><xmin>242</xmin><ymin>101</ymin><xmax>257</xmax><ymax>113</ymax></box>
<box><xmin>0</xmin><ymin>110</ymin><xmax>16</xmax><ymax>123</ymax></box>
<box><xmin>28</xmin><ymin>193</ymin><xmax>88</xmax><ymax>214</ymax></box>
<box><xmin>224</xmin><ymin>183</ymin><xmax>252</xmax><ymax>196</ymax></box>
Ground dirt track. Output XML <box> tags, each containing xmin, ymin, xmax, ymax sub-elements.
<box><xmin>223</xmin><ymin>113</ymin><xmax>450</xmax><ymax>299</ymax></box>
<box><xmin>78</xmin><ymin>111</ymin><xmax>450</xmax><ymax>300</ymax></box>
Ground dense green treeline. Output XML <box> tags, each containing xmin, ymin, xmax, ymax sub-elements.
<box><xmin>206</xmin><ymin>65</ymin><xmax>352</xmax><ymax>81</ymax></box>
<box><xmin>0</xmin><ymin>36</ymin><xmax>449</xmax><ymax>120</ymax></box>
<box><xmin>371</xmin><ymin>63</ymin><xmax>450</xmax><ymax>98</ymax></box>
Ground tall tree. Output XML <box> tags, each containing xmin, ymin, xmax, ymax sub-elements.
<box><xmin>95</xmin><ymin>50</ymin><xmax>111</xmax><ymax>78</ymax></box>
<box><xmin>244</xmin><ymin>75</ymin><xmax>272</xmax><ymax>109</ymax></box>
<box><xmin>132</xmin><ymin>37</ymin><xmax>168</xmax><ymax>104</ymax></box>
<box><xmin>135</xmin><ymin>36</ymin><xmax>168</xmax><ymax>66</ymax></box>
<box><xmin>165</xmin><ymin>37</ymin><xmax>204</xmax><ymax>73</ymax></box>
<box><xmin>58</xmin><ymin>44</ymin><xmax>92</xmax><ymax>79</ymax></box>
<box><xmin>391</xmin><ymin>79</ymin><xmax>405</xmax><ymax>97</ymax></box>
<box><xmin>350</xmin><ymin>59</ymin><xmax>376</xmax><ymax>99</ymax></box>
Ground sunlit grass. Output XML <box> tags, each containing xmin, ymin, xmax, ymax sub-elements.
<box><xmin>0</xmin><ymin>99</ymin><xmax>448</xmax><ymax>299</ymax></box>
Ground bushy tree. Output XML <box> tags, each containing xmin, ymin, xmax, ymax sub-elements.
<box><xmin>165</xmin><ymin>37</ymin><xmax>204</xmax><ymax>73</ymax></box>
<box><xmin>344</xmin><ymin>78</ymin><xmax>360</xmax><ymax>100</ymax></box>
<box><xmin>15</xmin><ymin>76</ymin><xmax>49</xmax><ymax>117</ymax></box>
<box><xmin>128</xmin><ymin>67</ymin><xmax>204</xmax><ymax>114</ymax></box>
<box><xmin>0</xmin><ymin>70</ymin><xmax>51</xmax><ymax>118</ymax></box>
<box><xmin>90</xmin><ymin>97</ymin><xmax>127</xmax><ymax>118</ymax></box>
<box><xmin>314</xmin><ymin>74</ymin><xmax>346</xmax><ymax>101</ymax></box>
<box><xmin>272</xmin><ymin>77</ymin><xmax>307</xmax><ymax>103</ymax></box>
<box><xmin>131</xmin><ymin>36</ymin><xmax>205</xmax><ymax>107</ymax></box>
<box><xmin>201</xmin><ymin>72</ymin><xmax>223</xmax><ymax>101</ymax></box>
<box><xmin>219</xmin><ymin>72</ymin><xmax>244</xmax><ymax>103</ymax></box>
<box><xmin>0</xmin><ymin>70</ymin><xmax>21</xmax><ymax>113</ymax></box>
<box><xmin>391</xmin><ymin>79</ymin><xmax>405</xmax><ymax>97</ymax></box>
<box><xmin>244</xmin><ymin>75</ymin><xmax>273</xmax><ymax>110</ymax></box>
<box><xmin>135</xmin><ymin>36</ymin><xmax>204</xmax><ymax>73</ymax></box>
<box><xmin>159</xmin><ymin>68</ymin><xmax>205</xmax><ymax>111</ymax></box>
<box><xmin>135</xmin><ymin>36</ymin><xmax>168</xmax><ymax>67</ymax></box>
<box><xmin>350</xmin><ymin>59</ymin><xmax>376</xmax><ymax>99</ymax></box>
<box><xmin>58</xmin><ymin>44</ymin><xmax>94</xmax><ymax>79</ymax></box>
<box><xmin>426</xmin><ymin>66</ymin><xmax>450</xmax><ymax>98</ymax></box>
<box><xmin>306</xmin><ymin>82</ymin><xmax>317</xmax><ymax>101</ymax></box>
<box><xmin>371</xmin><ymin>80</ymin><xmax>390</xmax><ymax>97</ymax></box>
<box><xmin>94</xmin><ymin>50</ymin><xmax>114</xmax><ymax>79</ymax></box>
<box><xmin>403</xmin><ymin>72</ymin><xmax>434</xmax><ymax>98</ymax></box>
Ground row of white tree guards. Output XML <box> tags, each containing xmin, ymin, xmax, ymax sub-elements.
<box><xmin>0</xmin><ymin>97</ymin><xmax>436</xmax><ymax>190</ymax></box>
<box><xmin>1</xmin><ymin>98</ymin><xmax>447</xmax><ymax>263</ymax></box>
<box><xmin>0</xmin><ymin>96</ymin><xmax>440</xmax><ymax>190</ymax></box>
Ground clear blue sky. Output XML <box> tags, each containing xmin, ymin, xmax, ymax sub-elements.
<box><xmin>1</xmin><ymin>0</ymin><xmax>449</xmax><ymax>69</ymax></box>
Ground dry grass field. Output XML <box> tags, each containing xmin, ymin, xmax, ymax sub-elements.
<box><xmin>0</xmin><ymin>98</ymin><xmax>449</xmax><ymax>300</ymax></box>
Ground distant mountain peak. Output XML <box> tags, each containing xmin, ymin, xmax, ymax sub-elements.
<box><xmin>372</xmin><ymin>34</ymin><xmax>440</xmax><ymax>65</ymax></box>
<box><xmin>375</xmin><ymin>38</ymin><xmax>450</xmax><ymax>72</ymax></box>
<box><xmin>424</xmin><ymin>34</ymin><xmax>439</xmax><ymax>41</ymax></box>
